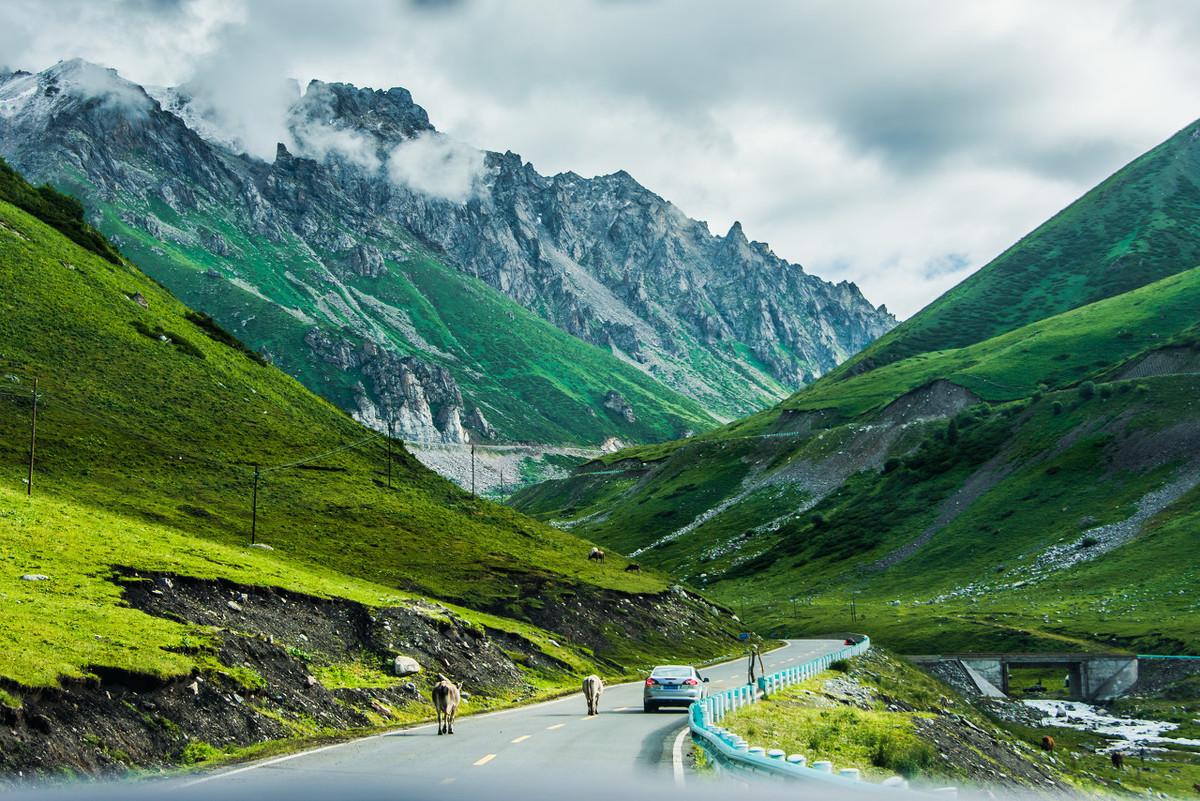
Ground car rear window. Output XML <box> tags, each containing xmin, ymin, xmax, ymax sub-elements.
<box><xmin>651</xmin><ymin>667</ymin><xmax>692</xmax><ymax>679</ymax></box>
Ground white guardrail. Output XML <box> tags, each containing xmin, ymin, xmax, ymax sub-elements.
<box><xmin>689</xmin><ymin>636</ymin><xmax>941</xmax><ymax>795</ymax></box>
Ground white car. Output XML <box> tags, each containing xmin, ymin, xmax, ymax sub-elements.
<box><xmin>643</xmin><ymin>664</ymin><xmax>709</xmax><ymax>711</ymax></box>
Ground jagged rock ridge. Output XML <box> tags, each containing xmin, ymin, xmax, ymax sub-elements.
<box><xmin>0</xmin><ymin>59</ymin><xmax>894</xmax><ymax>444</ymax></box>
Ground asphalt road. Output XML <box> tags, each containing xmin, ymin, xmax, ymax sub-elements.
<box><xmin>160</xmin><ymin>639</ymin><xmax>847</xmax><ymax>796</ymax></box>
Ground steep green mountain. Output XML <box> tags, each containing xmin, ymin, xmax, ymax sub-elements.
<box><xmin>0</xmin><ymin>60</ymin><xmax>893</xmax><ymax>476</ymax></box>
<box><xmin>0</xmin><ymin>160</ymin><xmax>738</xmax><ymax>773</ymax></box>
<box><xmin>513</xmin><ymin>121</ymin><xmax>1200</xmax><ymax>656</ymax></box>
<box><xmin>835</xmin><ymin>117</ymin><xmax>1200</xmax><ymax>378</ymax></box>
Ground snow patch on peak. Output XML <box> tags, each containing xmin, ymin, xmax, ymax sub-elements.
<box><xmin>2</xmin><ymin>59</ymin><xmax>151</xmax><ymax>121</ymax></box>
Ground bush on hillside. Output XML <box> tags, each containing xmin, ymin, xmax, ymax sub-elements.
<box><xmin>1078</xmin><ymin>380</ymin><xmax>1096</xmax><ymax>400</ymax></box>
<box><xmin>0</xmin><ymin>157</ymin><xmax>122</xmax><ymax>264</ymax></box>
<box><xmin>186</xmin><ymin>311</ymin><xmax>266</xmax><ymax>364</ymax></box>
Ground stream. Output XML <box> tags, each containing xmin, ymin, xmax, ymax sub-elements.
<box><xmin>1025</xmin><ymin>699</ymin><xmax>1200</xmax><ymax>754</ymax></box>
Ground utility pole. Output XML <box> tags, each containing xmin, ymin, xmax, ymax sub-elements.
<box><xmin>251</xmin><ymin>465</ymin><xmax>260</xmax><ymax>545</ymax></box>
<box><xmin>386</xmin><ymin>420</ymin><xmax>393</xmax><ymax>490</ymax></box>
<box><xmin>470</xmin><ymin>443</ymin><xmax>476</xmax><ymax>497</ymax></box>
<box><xmin>499</xmin><ymin>466</ymin><xmax>504</xmax><ymax>497</ymax></box>
<box><xmin>26</xmin><ymin>378</ymin><xmax>37</xmax><ymax>496</ymax></box>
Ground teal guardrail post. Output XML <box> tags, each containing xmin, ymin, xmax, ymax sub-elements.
<box><xmin>758</xmin><ymin>675</ymin><xmax>767</xmax><ymax>697</ymax></box>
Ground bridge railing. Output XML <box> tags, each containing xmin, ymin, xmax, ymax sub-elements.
<box><xmin>688</xmin><ymin>636</ymin><xmax>930</xmax><ymax>794</ymax></box>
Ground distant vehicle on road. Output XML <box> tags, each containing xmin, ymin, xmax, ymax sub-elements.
<box><xmin>643</xmin><ymin>664</ymin><xmax>709</xmax><ymax>711</ymax></box>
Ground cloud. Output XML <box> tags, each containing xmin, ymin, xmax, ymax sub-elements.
<box><xmin>386</xmin><ymin>131</ymin><xmax>485</xmax><ymax>203</ymax></box>
<box><xmin>55</xmin><ymin>60</ymin><xmax>153</xmax><ymax>114</ymax></box>
<box><xmin>4</xmin><ymin>0</ymin><xmax>1200</xmax><ymax>315</ymax></box>
<box><xmin>287</xmin><ymin>86</ymin><xmax>382</xmax><ymax>171</ymax></box>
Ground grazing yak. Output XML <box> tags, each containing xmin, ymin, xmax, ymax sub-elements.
<box><xmin>1040</xmin><ymin>735</ymin><xmax>1055</xmax><ymax>752</ymax></box>
<box><xmin>432</xmin><ymin>675</ymin><xmax>461</xmax><ymax>735</ymax></box>
<box><xmin>588</xmin><ymin>547</ymin><xmax>605</xmax><ymax>562</ymax></box>
<box><xmin>583</xmin><ymin>674</ymin><xmax>604</xmax><ymax>716</ymax></box>
<box><xmin>1110</xmin><ymin>752</ymin><xmax>1125</xmax><ymax>770</ymax></box>
<box><xmin>624</xmin><ymin>563</ymin><xmax>641</xmax><ymax>572</ymax></box>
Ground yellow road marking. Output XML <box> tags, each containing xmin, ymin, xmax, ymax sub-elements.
<box><xmin>473</xmin><ymin>754</ymin><xmax>497</xmax><ymax>766</ymax></box>
<box><xmin>511</xmin><ymin>735</ymin><xmax>531</xmax><ymax>743</ymax></box>
<box><xmin>546</xmin><ymin>723</ymin><xmax>566</xmax><ymax>730</ymax></box>
<box><xmin>613</xmin><ymin>706</ymin><xmax>629</xmax><ymax>711</ymax></box>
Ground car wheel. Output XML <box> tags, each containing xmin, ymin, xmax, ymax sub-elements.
<box><xmin>643</xmin><ymin>701</ymin><xmax>657</xmax><ymax>713</ymax></box>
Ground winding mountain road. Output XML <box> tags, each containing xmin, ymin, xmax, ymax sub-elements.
<box><xmin>160</xmin><ymin>639</ymin><xmax>846</xmax><ymax>795</ymax></box>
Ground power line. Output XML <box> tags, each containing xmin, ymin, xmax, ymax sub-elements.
<box><xmin>259</xmin><ymin>432</ymin><xmax>381</xmax><ymax>474</ymax></box>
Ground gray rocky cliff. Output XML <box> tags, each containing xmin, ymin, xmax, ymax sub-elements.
<box><xmin>303</xmin><ymin>328</ymin><xmax>469</xmax><ymax>443</ymax></box>
<box><xmin>0</xmin><ymin>60</ymin><xmax>896</xmax><ymax>440</ymax></box>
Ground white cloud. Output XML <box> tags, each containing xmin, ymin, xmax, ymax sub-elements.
<box><xmin>386</xmin><ymin>131</ymin><xmax>484</xmax><ymax>204</ymax></box>
<box><xmin>4</xmin><ymin>0</ymin><xmax>1200</xmax><ymax>316</ymax></box>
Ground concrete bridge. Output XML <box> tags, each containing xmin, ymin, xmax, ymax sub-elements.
<box><xmin>908</xmin><ymin>653</ymin><xmax>1139</xmax><ymax>701</ymax></box>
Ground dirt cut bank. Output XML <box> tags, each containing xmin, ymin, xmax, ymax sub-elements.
<box><xmin>0</xmin><ymin>570</ymin><xmax>736</xmax><ymax>778</ymax></box>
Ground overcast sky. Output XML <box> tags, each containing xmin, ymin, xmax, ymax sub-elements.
<box><xmin>4</xmin><ymin>0</ymin><xmax>1200</xmax><ymax>317</ymax></box>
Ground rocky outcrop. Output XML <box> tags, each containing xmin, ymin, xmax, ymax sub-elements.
<box><xmin>603</xmin><ymin>390</ymin><xmax>636</xmax><ymax>424</ymax></box>
<box><xmin>465</xmin><ymin>407</ymin><xmax>497</xmax><ymax>440</ymax></box>
<box><xmin>303</xmin><ymin>327</ymin><xmax>468</xmax><ymax>443</ymax></box>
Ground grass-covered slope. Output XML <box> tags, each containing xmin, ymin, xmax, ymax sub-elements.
<box><xmin>834</xmin><ymin>117</ymin><xmax>1200</xmax><ymax>378</ymax></box>
<box><xmin>93</xmin><ymin>195</ymin><xmax>718</xmax><ymax>446</ymax></box>
<box><xmin>514</xmin><ymin>266</ymin><xmax>1200</xmax><ymax>654</ymax></box>
<box><xmin>0</xmin><ymin>167</ymin><xmax>738</xmax><ymax>681</ymax></box>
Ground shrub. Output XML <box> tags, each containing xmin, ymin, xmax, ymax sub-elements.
<box><xmin>186</xmin><ymin>311</ymin><xmax>266</xmax><ymax>364</ymax></box>
<box><xmin>1052</xmin><ymin>401</ymin><xmax>1063</xmax><ymax>415</ymax></box>
<box><xmin>179</xmin><ymin>740</ymin><xmax>221</xmax><ymax>765</ymax></box>
<box><xmin>1078</xmin><ymin>535</ymin><xmax>1100</xmax><ymax>549</ymax></box>
<box><xmin>829</xmin><ymin>659</ymin><xmax>851</xmax><ymax>672</ymax></box>
<box><xmin>875</xmin><ymin>733</ymin><xmax>936</xmax><ymax>777</ymax></box>
<box><xmin>1099</xmin><ymin>383</ymin><xmax>1113</xmax><ymax>399</ymax></box>
<box><xmin>0</xmin><ymin>158</ymin><xmax>122</xmax><ymax>264</ymax></box>
<box><xmin>1078</xmin><ymin>380</ymin><xmax>1096</xmax><ymax>400</ymax></box>
<box><xmin>882</xmin><ymin>458</ymin><xmax>901</xmax><ymax>474</ymax></box>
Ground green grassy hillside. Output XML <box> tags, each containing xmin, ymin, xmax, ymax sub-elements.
<box><xmin>0</xmin><ymin>163</ymin><xmax>737</xmax><ymax>695</ymax></box>
<box><xmin>833</xmin><ymin>117</ymin><xmax>1200</xmax><ymax>378</ymax></box>
<box><xmin>91</xmin><ymin>196</ymin><xmax>717</xmax><ymax>446</ymax></box>
<box><xmin>514</xmin><ymin>266</ymin><xmax>1200</xmax><ymax>654</ymax></box>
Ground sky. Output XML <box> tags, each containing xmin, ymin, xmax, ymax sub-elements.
<box><xmin>3</xmin><ymin>0</ymin><xmax>1200</xmax><ymax>318</ymax></box>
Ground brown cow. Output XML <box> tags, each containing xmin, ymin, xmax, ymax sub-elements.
<box><xmin>1110</xmin><ymin>752</ymin><xmax>1124</xmax><ymax>770</ymax></box>
<box><xmin>432</xmin><ymin>674</ymin><xmax>461</xmax><ymax>735</ymax></box>
<box><xmin>588</xmin><ymin>547</ymin><xmax>605</xmax><ymax>562</ymax></box>
<box><xmin>624</xmin><ymin>563</ymin><xmax>641</xmax><ymax>572</ymax></box>
<box><xmin>1040</xmin><ymin>735</ymin><xmax>1055</xmax><ymax>752</ymax></box>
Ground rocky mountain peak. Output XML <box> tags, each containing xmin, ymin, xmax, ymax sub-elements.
<box><xmin>0</xmin><ymin>61</ymin><xmax>897</xmax><ymax>438</ymax></box>
<box><xmin>0</xmin><ymin>59</ymin><xmax>155</xmax><ymax>126</ymax></box>
<box><xmin>291</xmin><ymin>80</ymin><xmax>433</xmax><ymax>153</ymax></box>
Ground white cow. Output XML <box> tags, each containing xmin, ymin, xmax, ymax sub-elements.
<box><xmin>583</xmin><ymin>674</ymin><xmax>604</xmax><ymax>716</ymax></box>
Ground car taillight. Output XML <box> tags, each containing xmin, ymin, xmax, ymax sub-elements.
<box><xmin>645</xmin><ymin>678</ymin><xmax>657</xmax><ymax>686</ymax></box>
<box><xmin>683</xmin><ymin>678</ymin><xmax>699</xmax><ymax>686</ymax></box>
